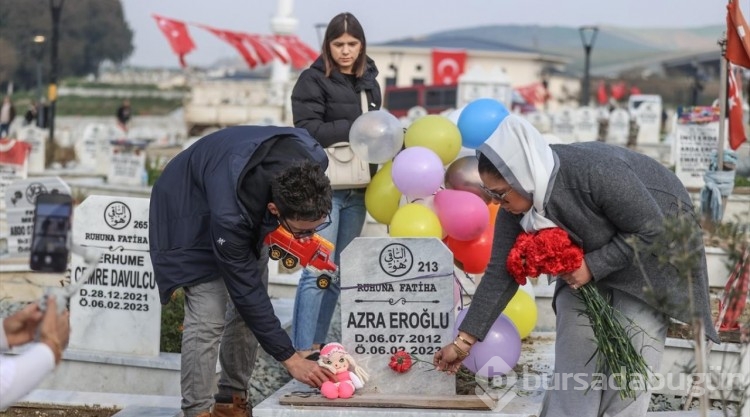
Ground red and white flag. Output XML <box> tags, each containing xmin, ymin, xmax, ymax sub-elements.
<box><xmin>596</xmin><ymin>81</ymin><xmax>608</xmax><ymax>105</ymax></box>
<box><xmin>515</xmin><ymin>83</ymin><xmax>548</xmax><ymax>106</ymax></box>
<box><xmin>272</xmin><ymin>35</ymin><xmax>313</xmax><ymax>69</ymax></box>
<box><xmin>200</xmin><ymin>25</ymin><xmax>258</xmax><ymax>69</ymax></box>
<box><xmin>152</xmin><ymin>14</ymin><xmax>195</xmax><ymax>68</ymax></box>
<box><xmin>431</xmin><ymin>49</ymin><xmax>466</xmax><ymax>86</ymax></box>
<box><xmin>728</xmin><ymin>65</ymin><xmax>747</xmax><ymax>150</ymax></box>
<box><xmin>244</xmin><ymin>34</ymin><xmax>276</xmax><ymax>65</ymax></box>
<box><xmin>727</xmin><ymin>0</ymin><xmax>750</xmax><ymax>68</ymax></box>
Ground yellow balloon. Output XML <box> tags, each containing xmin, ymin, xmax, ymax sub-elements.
<box><xmin>502</xmin><ymin>289</ymin><xmax>537</xmax><ymax>339</ymax></box>
<box><xmin>365</xmin><ymin>162</ymin><xmax>402</xmax><ymax>224</ymax></box>
<box><xmin>389</xmin><ymin>203</ymin><xmax>443</xmax><ymax>238</ymax></box>
<box><xmin>404</xmin><ymin>115</ymin><xmax>462</xmax><ymax>165</ymax></box>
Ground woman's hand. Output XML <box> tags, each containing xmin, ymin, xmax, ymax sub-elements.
<box><xmin>433</xmin><ymin>333</ymin><xmax>475</xmax><ymax>374</ymax></box>
<box><xmin>561</xmin><ymin>258</ymin><xmax>592</xmax><ymax>290</ymax></box>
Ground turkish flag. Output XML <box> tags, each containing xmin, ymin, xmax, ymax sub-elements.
<box><xmin>152</xmin><ymin>14</ymin><xmax>195</xmax><ymax>68</ymax></box>
<box><xmin>244</xmin><ymin>34</ymin><xmax>276</xmax><ymax>65</ymax></box>
<box><xmin>432</xmin><ymin>49</ymin><xmax>466</xmax><ymax>86</ymax></box>
<box><xmin>200</xmin><ymin>25</ymin><xmax>258</xmax><ymax>69</ymax></box>
<box><xmin>727</xmin><ymin>0</ymin><xmax>750</xmax><ymax>68</ymax></box>
<box><xmin>282</xmin><ymin>35</ymin><xmax>319</xmax><ymax>61</ymax></box>
<box><xmin>272</xmin><ymin>35</ymin><xmax>312</xmax><ymax>69</ymax></box>
<box><xmin>610</xmin><ymin>81</ymin><xmax>626</xmax><ymax>101</ymax></box>
<box><xmin>515</xmin><ymin>83</ymin><xmax>547</xmax><ymax>105</ymax></box>
<box><xmin>728</xmin><ymin>65</ymin><xmax>747</xmax><ymax>150</ymax></box>
<box><xmin>596</xmin><ymin>81</ymin><xmax>608</xmax><ymax>105</ymax></box>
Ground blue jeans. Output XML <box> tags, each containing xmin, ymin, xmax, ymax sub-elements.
<box><xmin>291</xmin><ymin>188</ymin><xmax>366</xmax><ymax>350</ymax></box>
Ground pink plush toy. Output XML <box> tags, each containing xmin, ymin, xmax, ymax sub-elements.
<box><xmin>317</xmin><ymin>343</ymin><xmax>369</xmax><ymax>399</ymax></box>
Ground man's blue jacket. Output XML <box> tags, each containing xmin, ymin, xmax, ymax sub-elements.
<box><xmin>149</xmin><ymin>125</ymin><xmax>328</xmax><ymax>361</ymax></box>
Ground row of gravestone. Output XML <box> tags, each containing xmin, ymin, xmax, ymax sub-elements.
<box><xmin>2</xmin><ymin>177</ymin><xmax>458</xmax><ymax>396</ymax></box>
<box><xmin>3</xmin><ymin>126</ymin><xmax>148</xmax><ymax>188</ymax></box>
<box><xmin>523</xmin><ymin>105</ymin><xmax>662</xmax><ymax>145</ymax></box>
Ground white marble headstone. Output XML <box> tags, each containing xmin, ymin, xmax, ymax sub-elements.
<box><xmin>341</xmin><ymin>237</ymin><xmax>455</xmax><ymax>395</ymax></box>
<box><xmin>573</xmin><ymin>106</ymin><xmax>599</xmax><ymax>142</ymax></box>
<box><xmin>551</xmin><ymin>108</ymin><xmax>576</xmax><ymax>143</ymax></box>
<box><xmin>74</xmin><ymin>123</ymin><xmax>115</xmax><ymax>175</ymax></box>
<box><xmin>16</xmin><ymin>126</ymin><xmax>47</xmax><ymax>174</ymax></box>
<box><xmin>673</xmin><ymin>109</ymin><xmax>720</xmax><ymax>189</ymax></box>
<box><xmin>607</xmin><ymin>108</ymin><xmax>631</xmax><ymax>145</ymax></box>
<box><xmin>524</xmin><ymin>112</ymin><xmax>552</xmax><ymax>134</ymax></box>
<box><xmin>68</xmin><ymin>196</ymin><xmax>161</xmax><ymax>356</ymax></box>
<box><xmin>633</xmin><ymin>101</ymin><xmax>662</xmax><ymax>145</ymax></box>
<box><xmin>0</xmin><ymin>139</ymin><xmax>31</xmax><ymax>212</ymax></box>
<box><xmin>107</xmin><ymin>142</ymin><xmax>147</xmax><ymax>186</ymax></box>
<box><xmin>4</xmin><ymin>177</ymin><xmax>70</xmax><ymax>260</ymax></box>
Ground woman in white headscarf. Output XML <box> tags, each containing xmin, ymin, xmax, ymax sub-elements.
<box><xmin>433</xmin><ymin>115</ymin><xmax>717</xmax><ymax>417</ymax></box>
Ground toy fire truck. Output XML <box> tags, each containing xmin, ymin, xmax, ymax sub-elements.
<box><xmin>263</xmin><ymin>226</ymin><xmax>338</xmax><ymax>289</ymax></box>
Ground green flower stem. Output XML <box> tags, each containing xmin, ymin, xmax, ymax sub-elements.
<box><xmin>578</xmin><ymin>284</ymin><xmax>651</xmax><ymax>400</ymax></box>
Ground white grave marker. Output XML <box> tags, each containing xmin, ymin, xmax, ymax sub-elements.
<box><xmin>4</xmin><ymin>177</ymin><xmax>70</xmax><ymax>259</ymax></box>
<box><xmin>573</xmin><ymin>106</ymin><xmax>599</xmax><ymax>142</ymax></box>
<box><xmin>69</xmin><ymin>196</ymin><xmax>160</xmax><ymax>356</ymax></box>
<box><xmin>525</xmin><ymin>111</ymin><xmax>553</xmax><ymax>133</ymax></box>
<box><xmin>0</xmin><ymin>139</ymin><xmax>31</xmax><ymax>211</ymax></box>
<box><xmin>673</xmin><ymin>106</ymin><xmax>720</xmax><ymax>189</ymax></box>
<box><xmin>551</xmin><ymin>108</ymin><xmax>576</xmax><ymax>143</ymax></box>
<box><xmin>607</xmin><ymin>108</ymin><xmax>631</xmax><ymax>145</ymax></box>
<box><xmin>17</xmin><ymin>126</ymin><xmax>47</xmax><ymax>174</ymax></box>
<box><xmin>74</xmin><ymin>123</ymin><xmax>115</xmax><ymax>175</ymax></box>
<box><xmin>107</xmin><ymin>140</ymin><xmax>147</xmax><ymax>186</ymax></box>
<box><xmin>341</xmin><ymin>237</ymin><xmax>455</xmax><ymax>395</ymax></box>
<box><xmin>629</xmin><ymin>94</ymin><xmax>663</xmax><ymax>145</ymax></box>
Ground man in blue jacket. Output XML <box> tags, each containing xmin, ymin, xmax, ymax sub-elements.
<box><xmin>149</xmin><ymin>126</ymin><xmax>335</xmax><ymax>417</ymax></box>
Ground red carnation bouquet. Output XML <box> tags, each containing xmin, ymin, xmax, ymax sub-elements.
<box><xmin>506</xmin><ymin>227</ymin><xmax>649</xmax><ymax>400</ymax></box>
<box><xmin>506</xmin><ymin>228</ymin><xmax>584</xmax><ymax>285</ymax></box>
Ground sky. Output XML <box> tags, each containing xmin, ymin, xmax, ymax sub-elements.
<box><xmin>121</xmin><ymin>0</ymin><xmax>731</xmax><ymax>68</ymax></box>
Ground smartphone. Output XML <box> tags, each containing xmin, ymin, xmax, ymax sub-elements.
<box><xmin>29</xmin><ymin>192</ymin><xmax>73</xmax><ymax>272</ymax></box>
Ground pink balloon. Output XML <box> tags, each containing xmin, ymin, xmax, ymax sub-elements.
<box><xmin>454</xmin><ymin>309</ymin><xmax>521</xmax><ymax>378</ymax></box>
<box><xmin>391</xmin><ymin>147</ymin><xmax>445</xmax><ymax>199</ymax></box>
<box><xmin>434</xmin><ymin>189</ymin><xmax>489</xmax><ymax>241</ymax></box>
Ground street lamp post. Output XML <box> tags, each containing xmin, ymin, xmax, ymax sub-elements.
<box><xmin>48</xmin><ymin>0</ymin><xmax>64</xmax><ymax>148</ymax></box>
<box><xmin>579</xmin><ymin>26</ymin><xmax>599</xmax><ymax>106</ymax></box>
<box><xmin>33</xmin><ymin>35</ymin><xmax>46</xmax><ymax>102</ymax></box>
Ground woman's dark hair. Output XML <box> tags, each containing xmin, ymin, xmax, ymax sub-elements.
<box><xmin>271</xmin><ymin>160</ymin><xmax>332</xmax><ymax>221</ymax></box>
<box><xmin>320</xmin><ymin>12</ymin><xmax>367</xmax><ymax>78</ymax></box>
<box><xmin>477</xmin><ymin>153</ymin><xmax>504</xmax><ymax>180</ymax></box>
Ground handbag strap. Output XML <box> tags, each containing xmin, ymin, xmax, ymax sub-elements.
<box><xmin>361</xmin><ymin>90</ymin><xmax>369</xmax><ymax>114</ymax></box>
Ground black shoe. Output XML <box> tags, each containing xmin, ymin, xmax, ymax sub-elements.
<box><xmin>305</xmin><ymin>351</ymin><xmax>320</xmax><ymax>361</ymax></box>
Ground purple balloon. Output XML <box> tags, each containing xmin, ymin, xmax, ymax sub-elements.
<box><xmin>391</xmin><ymin>147</ymin><xmax>445</xmax><ymax>199</ymax></box>
<box><xmin>454</xmin><ymin>309</ymin><xmax>521</xmax><ymax>377</ymax></box>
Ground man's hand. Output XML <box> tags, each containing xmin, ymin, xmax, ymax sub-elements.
<box><xmin>38</xmin><ymin>297</ymin><xmax>70</xmax><ymax>364</ymax></box>
<box><xmin>283</xmin><ymin>354</ymin><xmax>335</xmax><ymax>388</ymax></box>
<box><xmin>3</xmin><ymin>302</ymin><xmax>43</xmax><ymax>347</ymax></box>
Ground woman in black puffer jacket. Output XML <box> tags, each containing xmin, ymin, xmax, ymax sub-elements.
<box><xmin>290</xmin><ymin>12</ymin><xmax>382</xmax><ymax>360</ymax></box>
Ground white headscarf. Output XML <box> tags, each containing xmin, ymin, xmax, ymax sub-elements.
<box><xmin>478</xmin><ymin>115</ymin><xmax>557</xmax><ymax>232</ymax></box>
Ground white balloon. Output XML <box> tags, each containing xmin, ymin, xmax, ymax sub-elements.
<box><xmin>349</xmin><ymin>110</ymin><xmax>404</xmax><ymax>164</ymax></box>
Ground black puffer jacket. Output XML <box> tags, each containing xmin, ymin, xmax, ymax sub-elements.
<box><xmin>291</xmin><ymin>56</ymin><xmax>382</xmax><ymax>148</ymax></box>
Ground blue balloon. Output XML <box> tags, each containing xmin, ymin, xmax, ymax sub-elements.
<box><xmin>456</xmin><ymin>98</ymin><xmax>510</xmax><ymax>149</ymax></box>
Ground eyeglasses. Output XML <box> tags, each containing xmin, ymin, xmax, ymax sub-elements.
<box><xmin>480</xmin><ymin>184</ymin><xmax>513</xmax><ymax>204</ymax></box>
<box><xmin>278</xmin><ymin>215</ymin><xmax>331</xmax><ymax>239</ymax></box>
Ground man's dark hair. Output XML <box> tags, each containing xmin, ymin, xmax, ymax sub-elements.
<box><xmin>271</xmin><ymin>160</ymin><xmax>332</xmax><ymax>221</ymax></box>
